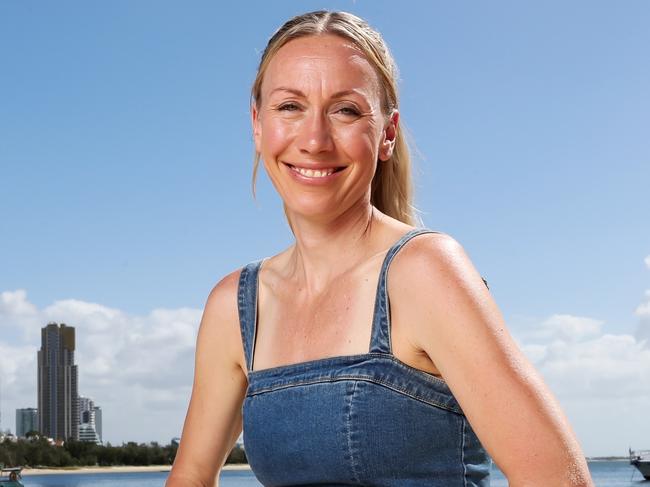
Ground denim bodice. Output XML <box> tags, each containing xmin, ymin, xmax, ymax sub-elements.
<box><xmin>238</xmin><ymin>228</ymin><xmax>492</xmax><ymax>486</ymax></box>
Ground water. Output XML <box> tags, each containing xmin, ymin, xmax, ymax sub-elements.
<box><xmin>20</xmin><ymin>461</ymin><xmax>648</xmax><ymax>486</ymax></box>
<box><xmin>489</xmin><ymin>461</ymin><xmax>648</xmax><ymax>486</ymax></box>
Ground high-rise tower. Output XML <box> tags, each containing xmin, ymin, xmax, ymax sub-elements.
<box><xmin>37</xmin><ymin>322</ymin><xmax>79</xmax><ymax>441</ymax></box>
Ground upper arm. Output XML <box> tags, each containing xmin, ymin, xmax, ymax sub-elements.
<box><xmin>167</xmin><ymin>269</ymin><xmax>248</xmax><ymax>487</ymax></box>
<box><xmin>391</xmin><ymin>233</ymin><xmax>592</xmax><ymax>487</ymax></box>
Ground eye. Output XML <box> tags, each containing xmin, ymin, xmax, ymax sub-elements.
<box><xmin>336</xmin><ymin>106</ymin><xmax>361</xmax><ymax>117</ymax></box>
<box><xmin>278</xmin><ymin>102</ymin><xmax>301</xmax><ymax>112</ymax></box>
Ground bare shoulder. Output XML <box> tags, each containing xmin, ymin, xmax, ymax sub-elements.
<box><xmin>391</xmin><ymin>229</ymin><xmax>508</xmax><ymax>358</ymax></box>
<box><xmin>200</xmin><ymin>267</ymin><xmax>246</xmax><ymax>374</ymax></box>
<box><xmin>205</xmin><ymin>267</ymin><xmax>242</xmax><ymax>316</ymax></box>
<box><xmin>391</xmin><ymin>230</ymin><xmax>461</xmax><ymax>263</ymax></box>
<box><xmin>393</xmin><ymin>230</ymin><xmax>512</xmax><ymax>365</ymax></box>
<box><xmin>390</xmin><ymin>231</ymin><xmax>487</xmax><ymax>297</ymax></box>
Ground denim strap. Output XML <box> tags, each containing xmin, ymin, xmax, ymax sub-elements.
<box><xmin>369</xmin><ymin>228</ymin><xmax>440</xmax><ymax>354</ymax></box>
<box><xmin>237</xmin><ymin>259</ymin><xmax>265</xmax><ymax>372</ymax></box>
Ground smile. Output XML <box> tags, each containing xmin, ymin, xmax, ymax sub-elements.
<box><xmin>286</xmin><ymin>164</ymin><xmax>345</xmax><ymax>179</ymax></box>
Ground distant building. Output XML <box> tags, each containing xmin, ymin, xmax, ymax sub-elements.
<box><xmin>78</xmin><ymin>423</ymin><xmax>101</xmax><ymax>444</ymax></box>
<box><xmin>78</xmin><ymin>396</ymin><xmax>102</xmax><ymax>444</ymax></box>
<box><xmin>15</xmin><ymin>408</ymin><xmax>38</xmax><ymax>437</ymax></box>
<box><xmin>78</xmin><ymin>396</ymin><xmax>93</xmax><ymax>424</ymax></box>
<box><xmin>37</xmin><ymin>323</ymin><xmax>79</xmax><ymax>441</ymax></box>
<box><xmin>93</xmin><ymin>405</ymin><xmax>102</xmax><ymax>443</ymax></box>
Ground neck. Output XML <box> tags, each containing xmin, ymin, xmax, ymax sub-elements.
<box><xmin>284</xmin><ymin>200</ymin><xmax>382</xmax><ymax>295</ymax></box>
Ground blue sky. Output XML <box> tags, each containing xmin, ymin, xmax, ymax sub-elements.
<box><xmin>1</xmin><ymin>1</ymin><xmax>649</xmax><ymax>457</ymax></box>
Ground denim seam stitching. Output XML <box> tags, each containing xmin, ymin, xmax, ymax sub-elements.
<box><xmin>250</xmin><ymin>262</ymin><xmax>260</xmax><ymax>373</ymax></box>
<box><xmin>248</xmin><ymin>375</ymin><xmax>461</xmax><ymax>413</ymax></box>
<box><xmin>344</xmin><ymin>380</ymin><xmax>361</xmax><ymax>483</ymax></box>
<box><xmin>387</xmin><ymin>354</ymin><xmax>449</xmax><ymax>387</ymax></box>
<box><xmin>237</xmin><ymin>265</ymin><xmax>251</xmax><ymax>373</ymax></box>
<box><xmin>249</xmin><ymin>353</ymin><xmax>450</xmax><ymax>387</ymax></box>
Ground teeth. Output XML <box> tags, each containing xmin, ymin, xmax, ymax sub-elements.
<box><xmin>290</xmin><ymin>166</ymin><xmax>335</xmax><ymax>178</ymax></box>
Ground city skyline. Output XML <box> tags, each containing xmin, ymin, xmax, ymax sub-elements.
<box><xmin>2</xmin><ymin>323</ymin><xmax>103</xmax><ymax>446</ymax></box>
<box><xmin>8</xmin><ymin>397</ymin><xmax>103</xmax><ymax>444</ymax></box>
<box><xmin>1</xmin><ymin>1</ymin><xmax>649</xmax><ymax>456</ymax></box>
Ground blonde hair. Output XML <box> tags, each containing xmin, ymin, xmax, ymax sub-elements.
<box><xmin>251</xmin><ymin>10</ymin><xmax>417</xmax><ymax>226</ymax></box>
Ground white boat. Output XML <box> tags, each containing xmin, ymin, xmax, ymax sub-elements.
<box><xmin>629</xmin><ymin>449</ymin><xmax>650</xmax><ymax>480</ymax></box>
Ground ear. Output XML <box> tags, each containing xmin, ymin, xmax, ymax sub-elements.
<box><xmin>378</xmin><ymin>110</ymin><xmax>399</xmax><ymax>162</ymax></box>
<box><xmin>251</xmin><ymin>104</ymin><xmax>262</xmax><ymax>153</ymax></box>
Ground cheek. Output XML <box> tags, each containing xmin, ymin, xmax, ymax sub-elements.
<box><xmin>334</xmin><ymin>125</ymin><xmax>379</xmax><ymax>162</ymax></box>
<box><xmin>260</xmin><ymin>118</ymin><xmax>295</xmax><ymax>156</ymax></box>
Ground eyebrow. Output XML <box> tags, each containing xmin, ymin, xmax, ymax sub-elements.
<box><xmin>269</xmin><ymin>87</ymin><xmax>369</xmax><ymax>100</ymax></box>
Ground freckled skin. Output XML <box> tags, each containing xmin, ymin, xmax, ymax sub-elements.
<box><xmin>252</xmin><ymin>35</ymin><xmax>395</xmax><ymax>223</ymax></box>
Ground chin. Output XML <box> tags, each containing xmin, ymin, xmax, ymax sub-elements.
<box><xmin>284</xmin><ymin>199</ymin><xmax>340</xmax><ymax>219</ymax></box>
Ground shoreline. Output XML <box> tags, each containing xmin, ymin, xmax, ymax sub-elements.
<box><xmin>21</xmin><ymin>464</ymin><xmax>252</xmax><ymax>476</ymax></box>
<box><xmin>19</xmin><ymin>458</ymin><xmax>628</xmax><ymax>476</ymax></box>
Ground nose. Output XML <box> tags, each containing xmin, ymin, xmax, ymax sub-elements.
<box><xmin>296</xmin><ymin>110</ymin><xmax>334</xmax><ymax>155</ymax></box>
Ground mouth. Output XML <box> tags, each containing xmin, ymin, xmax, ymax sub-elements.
<box><xmin>284</xmin><ymin>163</ymin><xmax>346</xmax><ymax>179</ymax></box>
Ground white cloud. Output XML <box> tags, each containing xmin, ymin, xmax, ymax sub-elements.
<box><xmin>0</xmin><ymin>342</ymin><xmax>37</xmax><ymax>399</ymax></box>
<box><xmin>44</xmin><ymin>299</ymin><xmax>127</xmax><ymax>333</ymax></box>
<box><xmin>636</xmin><ymin>290</ymin><xmax>650</xmax><ymax>318</ymax></box>
<box><xmin>0</xmin><ymin>290</ymin><xmax>201</xmax><ymax>444</ymax></box>
<box><xmin>531</xmin><ymin>314</ymin><xmax>604</xmax><ymax>342</ymax></box>
<box><xmin>518</xmin><ymin>313</ymin><xmax>650</xmax><ymax>398</ymax></box>
<box><xmin>638</xmin><ymin>257</ymin><xmax>650</xmax><ymax>346</ymax></box>
<box><xmin>524</xmin><ymin>331</ymin><xmax>650</xmax><ymax>398</ymax></box>
<box><xmin>0</xmin><ymin>290</ymin><xmax>42</xmax><ymax>343</ymax></box>
<box><xmin>635</xmin><ymin>291</ymin><xmax>650</xmax><ymax>347</ymax></box>
<box><xmin>0</xmin><ymin>289</ymin><xmax>38</xmax><ymax>317</ymax></box>
<box><xmin>515</xmin><ymin>309</ymin><xmax>650</xmax><ymax>456</ymax></box>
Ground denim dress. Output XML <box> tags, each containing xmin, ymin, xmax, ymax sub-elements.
<box><xmin>238</xmin><ymin>228</ymin><xmax>492</xmax><ymax>486</ymax></box>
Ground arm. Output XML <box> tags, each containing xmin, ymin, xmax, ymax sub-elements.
<box><xmin>166</xmin><ymin>270</ymin><xmax>248</xmax><ymax>487</ymax></box>
<box><xmin>392</xmin><ymin>233</ymin><xmax>593</xmax><ymax>487</ymax></box>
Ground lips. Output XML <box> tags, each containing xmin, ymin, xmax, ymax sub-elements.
<box><xmin>284</xmin><ymin>163</ymin><xmax>346</xmax><ymax>179</ymax></box>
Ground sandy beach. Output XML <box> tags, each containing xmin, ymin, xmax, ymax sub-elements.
<box><xmin>21</xmin><ymin>464</ymin><xmax>252</xmax><ymax>476</ymax></box>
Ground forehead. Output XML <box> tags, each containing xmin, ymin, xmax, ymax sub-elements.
<box><xmin>262</xmin><ymin>34</ymin><xmax>380</xmax><ymax>97</ymax></box>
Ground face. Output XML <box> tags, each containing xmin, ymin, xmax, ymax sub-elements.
<box><xmin>252</xmin><ymin>34</ymin><xmax>398</xmax><ymax>221</ymax></box>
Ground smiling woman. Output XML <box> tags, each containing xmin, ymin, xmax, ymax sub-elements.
<box><xmin>250</xmin><ymin>13</ymin><xmax>413</xmax><ymax>229</ymax></box>
<box><xmin>165</xmin><ymin>10</ymin><xmax>594</xmax><ymax>487</ymax></box>
<box><xmin>251</xmin><ymin>34</ymin><xmax>396</xmax><ymax>225</ymax></box>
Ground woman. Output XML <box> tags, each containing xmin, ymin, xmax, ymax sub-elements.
<box><xmin>166</xmin><ymin>11</ymin><xmax>593</xmax><ymax>487</ymax></box>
